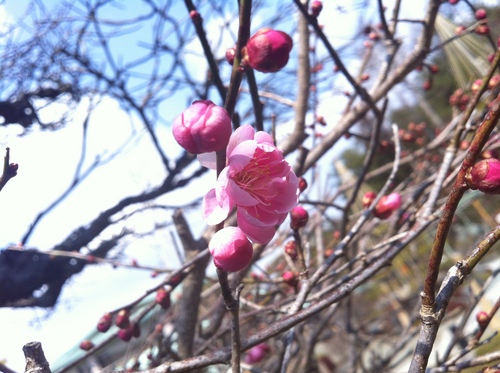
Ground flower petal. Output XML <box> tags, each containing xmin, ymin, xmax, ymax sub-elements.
<box><xmin>227</xmin><ymin>124</ymin><xmax>255</xmax><ymax>157</ymax></box>
<box><xmin>203</xmin><ymin>188</ymin><xmax>231</xmax><ymax>225</ymax></box>
<box><xmin>197</xmin><ymin>152</ymin><xmax>217</xmax><ymax>169</ymax></box>
<box><xmin>238</xmin><ymin>210</ymin><xmax>276</xmax><ymax>244</ymax></box>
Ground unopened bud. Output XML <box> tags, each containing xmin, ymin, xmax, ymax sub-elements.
<box><xmin>362</xmin><ymin>191</ymin><xmax>377</xmax><ymax>208</ymax></box>
<box><xmin>290</xmin><ymin>206</ymin><xmax>309</xmax><ymax>230</ymax></box>
<box><xmin>225</xmin><ymin>47</ymin><xmax>236</xmax><ymax>66</ymax></box>
<box><xmin>373</xmin><ymin>193</ymin><xmax>402</xmax><ymax>219</ymax></box>
<box><xmin>298</xmin><ymin>177</ymin><xmax>308</xmax><ymax>192</ymax></box>
<box><xmin>284</xmin><ymin>241</ymin><xmax>298</xmax><ymax>260</ymax></box>
<box><xmin>311</xmin><ymin>1</ymin><xmax>323</xmax><ymax>17</ymax></box>
<box><xmin>475</xmin><ymin>8</ymin><xmax>487</xmax><ymax>20</ymax></box>
<box><xmin>97</xmin><ymin>312</ymin><xmax>113</xmax><ymax>333</ymax></box>
<box><xmin>115</xmin><ymin>309</ymin><xmax>131</xmax><ymax>329</ymax></box>
<box><xmin>243</xmin><ymin>28</ymin><xmax>293</xmax><ymax>73</ymax></box>
<box><xmin>465</xmin><ymin>158</ymin><xmax>500</xmax><ymax>194</ymax></box>
<box><xmin>155</xmin><ymin>288</ymin><xmax>171</xmax><ymax>309</ymax></box>
<box><xmin>476</xmin><ymin>311</ymin><xmax>489</xmax><ymax>328</ymax></box>
<box><xmin>118</xmin><ymin>327</ymin><xmax>133</xmax><ymax>342</ymax></box>
<box><xmin>79</xmin><ymin>340</ymin><xmax>94</xmax><ymax>351</ymax></box>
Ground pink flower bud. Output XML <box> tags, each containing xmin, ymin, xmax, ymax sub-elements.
<box><xmin>225</xmin><ymin>47</ymin><xmax>236</xmax><ymax>66</ymax></box>
<box><xmin>118</xmin><ymin>327</ymin><xmax>133</xmax><ymax>342</ymax></box>
<box><xmin>79</xmin><ymin>340</ymin><xmax>94</xmax><ymax>351</ymax></box>
<box><xmin>172</xmin><ymin>100</ymin><xmax>232</xmax><ymax>154</ymax></box>
<box><xmin>155</xmin><ymin>288</ymin><xmax>171</xmax><ymax>309</ymax></box>
<box><xmin>284</xmin><ymin>241</ymin><xmax>298</xmax><ymax>260</ymax></box>
<box><xmin>298</xmin><ymin>177</ymin><xmax>308</xmax><ymax>192</ymax></box>
<box><xmin>97</xmin><ymin>312</ymin><xmax>113</xmax><ymax>333</ymax></box>
<box><xmin>244</xmin><ymin>28</ymin><xmax>293</xmax><ymax>73</ymax></box>
<box><xmin>189</xmin><ymin>10</ymin><xmax>202</xmax><ymax>24</ymax></box>
<box><xmin>209</xmin><ymin>227</ymin><xmax>253</xmax><ymax>272</ymax></box>
<box><xmin>362</xmin><ymin>191</ymin><xmax>377</xmax><ymax>208</ymax></box>
<box><xmin>465</xmin><ymin>158</ymin><xmax>500</xmax><ymax>194</ymax></box>
<box><xmin>290</xmin><ymin>206</ymin><xmax>308</xmax><ymax>230</ymax></box>
<box><xmin>475</xmin><ymin>8</ymin><xmax>487</xmax><ymax>20</ymax></box>
<box><xmin>373</xmin><ymin>193</ymin><xmax>402</xmax><ymax>219</ymax></box>
<box><xmin>282</xmin><ymin>271</ymin><xmax>298</xmax><ymax>289</ymax></box>
<box><xmin>475</xmin><ymin>24</ymin><xmax>490</xmax><ymax>35</ymax></box>
<box><xmin>115</xmin><ymin>309</ymin><xmax>131</xmax><ymax>329</ymax></box>
<box><xmin>449</xmin><ymin>0</ymin><xmax>459</xmax><ymax>4</ymax></box>
<box><xmin>476</xmin><ymin>311</ymin><xmax>490</xmax><ymax>328</ymax></box>
<box><xmin>245</xmin><ymin>343</ymin><xmax>271</xmax><ymax>364</ymax></box>
<box><xmin>311</xmin><ymin>1</ymin><xmax>323</xmax><ymax>17</ymax></box>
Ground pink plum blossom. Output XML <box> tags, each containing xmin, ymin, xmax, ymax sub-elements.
<box><xmin>209</xmin><ymin>227</ymin><xmax>253</xmax><ymax>272</ymax></box>
<box><xmin>172</xmin><ymin>100</ymin><xmax>232</xmax><ymax>154</ymax></box>
<box><xmin>202</xmin><ymin>124</ymin><xmax>299</xmax><ymax>244</ymax></box>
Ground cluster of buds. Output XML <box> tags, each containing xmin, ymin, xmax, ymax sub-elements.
<box><xmin>399</xmin><ymin>122</ymin><xmax>427</xmax><ymax>146</ymax></box>
<box><xmin>449</xmin><ymin>89</ymin><xmax>470</xmax><ymax>111</ymax></box>
<box><xmin>95</xmin><ymin>308</ymin><xmax>142</xmax><ymax>343</ymax></box>
<box><xmin>474</xmin><ymin>8</ymin><xmax>489</xmax><ymax>35</ymax></box>
<box><xmin>465</xmin><ymin>158</ymin><xmax>500</xmax><ymax>194</ymax></box>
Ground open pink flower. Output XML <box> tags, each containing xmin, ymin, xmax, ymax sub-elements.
<box><xmin>202</xmin><ymin>124</ymin><xmax>299</xmax><ymax>244</ymax></box>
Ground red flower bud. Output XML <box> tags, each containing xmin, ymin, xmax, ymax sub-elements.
<box><xmin>475</xmin><ymin>24</ymin><xmax>490</xmax><ymax>35</ymax></box>
<box><xmin>115</xmin><ymin>309</ymin><xmax>131</xmax><ymax>329</ymax></box>
<box><xmin>423</xmin><ymin>80</ymin><xmax>432</xmax><ymax>90</ymax></box>
<box><xmin>189</xmin><ymin>10</ymin><xmax>202</xmax><ymax>23</ymax></box>
<box><xmin>97</xmin><ymin>312</ymin><xmax>113</xmax><ymax>333</ymax></box>
<box><xmin>311</xmin><ymin>1</ymin><xmax>323</xmax><ymax>17</ymax></box>
<box><xmin>209</xmin><ymin>227</ymin><xmax>253</xmax><ymax>272</ymax></box>
<box><xmin>282</xmin><ymin>271</ymin><xmax>297</xmax><ymax>288</ymax></box>
<box><xmin>225</xmin><ymin>47</ymin><xmax>236</xmax><ymax>66</ymax></box>
<box><xmin>172</xmin><ymin>100</ymin><xmax>232</xmax><ymax>154</ymax></box>
<box><xmin>79</xmin><ymin>340</ymin><xmax>94</xmax><ymax>351</ymax></box>
<box><xmin>476</xmin><ymin>311</ymin><xmax>489</xmax><ymax>328</ymax></box>
<box><xmin>298</xmin><ymin>177</ymin><xmax>308</xmax><ymax>192</ymax></box>
<box><xmin>466</xmin><ymin>158</ymin><xmax>500</xmax><ymax>194</ymax></box>
<box><xmin>244</xmin><ymin>28</ymin><xmax>293</xmax><ymax>73</ymax></box>
<box><xmin>373</xmin><ymin>193</ymin><xmax>402</xmax><ymax>219</ymax></box>
<box><xmin>284</xmin><ymin>241</ymin><xmax>298</xmax><ymax>260</ymax></box>
<box><xmin>118</xmin><ymin>327</ymin><xmax>133</xmax><ymax>342</ymax></box>
<box><xmin>290</xmin><ymin>206</ymin><xmax>309</xmax><ymax>230</ymax></box>
<box><xmin>362</xmin><ymin>191</ymin><xmax>377</xmax><ymax>208</ymax></box>
<box><xmin>245</xmin><ymin>343</ymin><xmax>271</xmax><ymax>364</ymax></box>
<box><xmin>155</xmin><ymin>288</ymin><xmax>171</xmax><ymax>309</ymax></box>
<box><xmin>475</xmin><ymin>8</ymin><xmax>487</xmax><ymax>20</ymax></box>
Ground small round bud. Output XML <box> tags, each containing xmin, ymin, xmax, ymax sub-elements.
<box><xmin>311</xmin><ymin>1</ymin><xmax>323</xmax><ymax>17</ymax></box>
<box><xmin>225</xmin><ymin>47</ymin><xmax>236</xmax><ymax>66</ymax></box>
<box><xmin>476</xmin><ymin>311</ymin><xmax>490</xmax><ymax>328</ymax></box>
<box><xmin>475</xmin><ymin>8</ymin><xmax>487</xmax><ymax>20</ymax></box>
<box><xmin>362</xmin><ymin>191</ymin><xmax>377</xmax><ymax>208</ymax></box>
<box><xmin>282</xmin><ymin>271</ymin><xmax>297</xmax><ymax>288</ymax></box>
<box><xmin>298</xmin><ymin>177</ymin><xmax>308</xmax><ymax>192</ymax></box>
<box><xmin>189</xmin><ymin>10</ymin><xmax>201</xmax><ymax>23</ymax></box>
<box><xmin>79</xmin><ymin>340</ymin><xmax>94</xmax><ymax>351</ymax></box>
<box><xmin>423</xmin><ymin>80</ymin><xmax>432</xmax><ymax>91</ymax></box>
<box><xmin>290</xmin><ymin>206</ymin><xmax>309</xmax><ymax>230</ymax></box>
<box><xmin>118</xmin><ymin>327</ymin><xmax>133</xmax><ymax>342</ymax></box>
<box><xmin>245</xmin><ymin>343</ymin><xmax>271</xmax><ymax>364</ymax></box>
<box><xmin>284</xmin><ymin>241</ymin><xmax>298</xmax><ymax>260</ymax></box>
<box><xmin>97</xmin><ymin>312</ymin><xmax>113</xmax><ymax>333</ymax></box>
<box><xmin>115</xmin><ymin>309</ymin><xmax>131</xmax><ymax>329</ymax></box>
<box><xmin>475</xmin><ymin>24</ymin><xmax>490</xmax><ymax>35</ymax></box>
<box><xmin>155</xmin><ymin>288</ymin><xmax>171</xmax><ymax>309</ymax></box>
